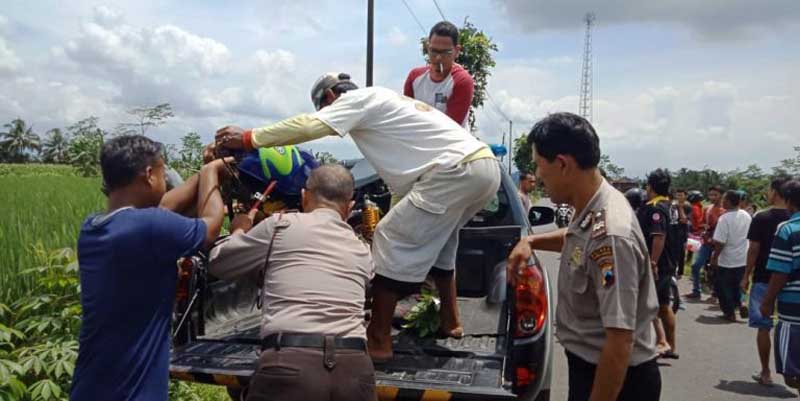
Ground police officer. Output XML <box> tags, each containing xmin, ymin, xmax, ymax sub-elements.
<box><xmin>509</xmin><ymin>113</ymin><xmax>660</xmax><ymax>401</ymax></box>
<box><xmin>207</xmin><ymin>164</ymin><xmax>376</xmax><ymax>401</ymax></box>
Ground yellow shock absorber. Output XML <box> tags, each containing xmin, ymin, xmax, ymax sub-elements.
<box><xmin>363</xmin><ymin>198</ymin><xmax>380</xmax><ymax>239</ymax></box>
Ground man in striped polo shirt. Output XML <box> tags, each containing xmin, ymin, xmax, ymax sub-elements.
<box><xmin>762</xmin><ymin>178</ymin><xmax>800</xmax><ymax>394</ymax></box>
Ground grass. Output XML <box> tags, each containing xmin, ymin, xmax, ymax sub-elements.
<box><xmin>0</xmin><ymin>163</ymin><xmax>105</xmax><ymax>303</ymax></box>
<box><xmin>1</xmin><ymin>163</ymin><xmax>233</xmax><ymax>400</ymax></box>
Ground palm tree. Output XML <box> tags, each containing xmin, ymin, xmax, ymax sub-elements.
<box><xmin>41</xmin><ymin>128</ymin><xmax>70</xmax><ymax>164</ymax></box>
<box><xmin>1</xmin><ymin>118</ymin><xmax>40</xmax><ymax>163</ymax></box>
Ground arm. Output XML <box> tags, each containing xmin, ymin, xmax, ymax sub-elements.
<box><xmin>403</xmin><ymin>72</ymin><xmax>415</xmax><ymax>97</ymax></box>
<box><xmin>246</xmin><ymin>114</ymin><xmax>336</xmax><ymax>149</ymax></box>
<box><xmin>678</xmin><ymin>203</ymin><xmax>688</xmax><ymax>224</ymax></box>
<box><xmin>207</xmin><ymin>217</ymin><xmax>276</xmax><ymax>281</ymax></box>
<box><xmin>159</xmin><ymin>174</ymin><xmax>200</xmax><ymax>214</ymax></box>
<box><xmin>650</xmin><ymin>234</ymin><xmax>665</xmax><ymax>271</ymax></box>
<box><xmin>530</xmin><ymin>228</ymin><xmax>567</xmax><ymax>252</ymax></box>
<box><xmin>446</xmin><ymin>70</ymin><xmax>474</xmax><ymax>126</ymax></box>
<box><xmin>507</xmin><ymin>228</ymin><xmax>566</xmax><ymax>277</ymax></box>
<box><xmin>710</xmin><ymin>239</ymin><xmax>725</xmax><ymax>266</ymax></box>
<box><xmin>760</xmin><ymin>272</ymin><xmax>789</xmax><ymax>318</ymax></box>
<box><xmin>589</xmin><ymin>328</ymin><xmax>634</xmax><ymax>401</ymax></box>
<box><xmin>196</xmin><ymin>160</ymin><xmax>227</xmax><ymax>249</ymax></box>
<box><xmin>741</xmin><ymin>240</ymin><xmax>760</xmax><ymax>292</ymax></box>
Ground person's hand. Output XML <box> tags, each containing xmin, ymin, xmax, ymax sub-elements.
<box><xmin>507</xmin><ymin>237</ymin><xmax>533</xmax><ymax>283</ymax></box>
<box><xmin>203</xmin><ymin>142</ymin><xmax>217</xmax><ymax>164</ymax></box>
<box><xmin>760</xmin><ymin>301</ymin><xmax>773</xmax><ymax>320</ymax></box>
<box><xmin>215</xmin><ymin>125</ymin><xmax>245</xmax><ymax>149</ymax></box>
<box><xmin>231</xmin><ymin>209</ymin><xmax>258</xmax><ymax>234</ymax></box>
<box><xmin>740</xmin><ymin>277</ymin><xmax>750</xmax><ymax>294</ymax></box>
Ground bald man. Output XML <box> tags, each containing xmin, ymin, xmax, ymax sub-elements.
<box><xmin>208</xmin><ymin>164</ymin><xmax>376</xmax><ymax>401</ymax></box>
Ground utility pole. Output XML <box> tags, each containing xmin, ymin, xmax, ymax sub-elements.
<box><xmin>508</xmin><ymin>120</ymin><xmax>513</xmax><ymax>174</ymax></box>
<box><xmin>366</xmin><ymin>0</ymin><xmax>374</xmax><ymax>87</ymax></box>
<box><xmin>578</xmin><ymin>13</ymin><xmax>595</xmax><ymax>122</ymax></box>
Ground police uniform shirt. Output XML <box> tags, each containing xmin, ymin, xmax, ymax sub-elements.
<box><xmin>557</xmin><ymin>180</ymin><xmax>659</xmax><ymax>366</ymax></box>
<box><xmin>207</xmin><ymin>208</ymin><xmax>374</xmax><ymax>339</ymax></box>
<box><xmin>636</xmin><ymin>199</ymin><xmax>678</xmax><ymax>275</ymax></box>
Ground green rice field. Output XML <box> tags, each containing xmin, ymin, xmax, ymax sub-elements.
<box><xmin>0</xmin><ymin>164</ymin><xmax>104</xmax><ymax>303</ymax></box>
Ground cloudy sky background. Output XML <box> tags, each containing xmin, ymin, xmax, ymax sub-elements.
<box><xmin>1</xmin><ymin>0</ymin><xmax>798</xmax><ymax>177</ymax></box>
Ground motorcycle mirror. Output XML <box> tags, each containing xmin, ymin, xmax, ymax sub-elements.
<box><xmin>528</xmin><ymin>206</ymin><xmax>555</xmax><ymax>227</ymax></box>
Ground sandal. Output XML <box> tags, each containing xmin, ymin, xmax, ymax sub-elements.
<box><xmin>660</xmin><ymin>350</ymin><xmax>680</xmax><ymax>359</ymax></box>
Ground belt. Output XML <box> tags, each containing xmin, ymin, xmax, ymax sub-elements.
<box><xmin>261</xmin><ymin>333</ymin><xmax>367</xmax><ymax>352</ymax></box>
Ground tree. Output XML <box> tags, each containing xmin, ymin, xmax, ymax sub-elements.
<box><xmin>420</xmin><ymin>18</ymin><xmax>498</xmax><ymax>132</ymax></box>
<box><xmin>115</xmin><ymin>103</ymin><xmax>174</xmax><ymax>136</ymax></box>
<box><xmin>512</xmin><ymin>135</ymin><xmax>534</xmax><ymax>174</ymax></box>
<box><xmin>773</xmin><ymin>146</ymin><xmax>800</xmax><ymax>177</ymax></box>
<box><xmin>172</xmin><ymin>132</ymin><xmax>204</xmax><ymax>177</ymax></box>
<box><xmin>1</xmin><ymin>118</ymin><xmax>40</xmax><ymax>163</ymax></box>
<box><xmin>599</xmin><ymin>154</ymin><xmax>625</xmax><ymax>180</ymax></box>
<box><xmin>66</xmin><ymin>117</ymin><xmax>106</xmax><ymax>176</ymax></box>
<box><xmin>314</xmin><ymin>151</ymin><xmax>338</xmax><ymax>165</ymax></box>
<box><xmin>41</xmin><ymin>128</ymin><xmax>70</xmax><ymax>164</ymax></box>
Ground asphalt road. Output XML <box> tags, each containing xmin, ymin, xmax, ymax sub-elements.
<box><xmin>531</xmin><ymin>199</ymin><xmax>800</xmax><ymax>400</ymax></box>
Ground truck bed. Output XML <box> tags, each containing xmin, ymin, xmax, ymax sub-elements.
<box><xmin>171</xmin><ymin>226</ymin><xmax>522</xmax><ymax>400</ymax></box>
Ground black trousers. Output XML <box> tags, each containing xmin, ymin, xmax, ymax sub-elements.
<box><xmin>566</xmin><ymin>351</ymin><xmax>661</xmax><ymax>401</ymax></box>
<box><xmin>715</xmin><ymin>266</ymin><xmax>745</xmax><ymax>316</ymax></box>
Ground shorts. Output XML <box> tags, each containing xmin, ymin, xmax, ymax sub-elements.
<box><xmin>372</xmin><ymin>157</ymin><xmax>501</xmax><ymax>284</ymax></box>
<box><xmin>775</xmin><ymin>321</ymin><xmax>800</xmax><ymax>378</ymax></box>
<box><xmin>655</xmin><ymin>272</ymin><xmax>673</xmax><ymax>307</ymax></box>
<box><xmin>748</xmin><ymin>282</ymin><xmax>774</xmax><ymax>329</ymax></box>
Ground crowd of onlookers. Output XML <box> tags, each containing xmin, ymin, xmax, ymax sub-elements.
<box><xmin>518</xmin><ymin>170</ymin><xmax>800</xmax><ymax>391</ymax></box>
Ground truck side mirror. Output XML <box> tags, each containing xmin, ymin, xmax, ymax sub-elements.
<box><xmin>528</xmin><ymin>206</ymin><xmax>555</xmax><ymax>226</ymax></box>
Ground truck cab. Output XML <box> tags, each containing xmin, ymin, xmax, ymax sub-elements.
<box><xmin>169</xmin><ymin>159</ymin><xmax>555</xmax><ymax>400</ymax></box>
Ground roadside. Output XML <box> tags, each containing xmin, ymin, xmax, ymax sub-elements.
<box><xmin>532</xmin><ymin>198</ymin><xmax>799</xmax><ymax>400</ymax></box>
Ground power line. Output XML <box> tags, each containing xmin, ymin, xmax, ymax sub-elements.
<box><xmin>485</xmin><ymin>91</ymin><xmax>510</xmax><ymax>122</ymax></box>
<box><xmin>401</xmin><ymin>0</ymin><xmax>427</xmax><ymax>34</ymax></box>
<box><xmin>432</xmin><ymin>0</ymin><xmax>447</xmax><ymax>20</ymax></box>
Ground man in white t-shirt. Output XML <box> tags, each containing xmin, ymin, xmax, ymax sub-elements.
<box><xmin>215</xmin><ymin>72</ymin><xmax>501</xmax><ymax>361</ymax></box>
<box><xmin>711</xmin><ymin>190</ymin><xmax>752</xmax><ymax>322</ymax></box>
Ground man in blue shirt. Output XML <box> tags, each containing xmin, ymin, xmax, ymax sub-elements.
<box><xmin>70</xmin><ymin>135</ymin><xmax>227</xmax><ymax>401</ymax></box>
<box><xmin>762</xmin><ymin>178</ymin><xmax>800</xmax><ymax>393</ymax></box>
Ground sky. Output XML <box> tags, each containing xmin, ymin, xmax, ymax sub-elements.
<box><xmin>1</xmin><ymin>0</ymin><xmax>798</xmax><ymax>177</ymax></box>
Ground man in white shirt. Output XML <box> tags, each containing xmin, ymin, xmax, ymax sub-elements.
<box><xmin>711</xmin><ymin>190</ymin><xmax>752</xmax><ymax>322</ymax></box>
<box><xmin>214</xmin><ymin>72</ymin><xmax>501</xmax><ymax>361</ymax></box>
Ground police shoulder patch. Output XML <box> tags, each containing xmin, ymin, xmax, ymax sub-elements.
<box><xmin>598</xmin><ymin>258</ymin><xmax>615</xmax><ymax>288</ymax></box>
<box><xmin>591</xmin><ymin>210</ymin><xmax>607</xmax><ymax>239</ymax></box>
<box><xmin>589</xmin><ymin>246</ymin><xmax>613</xmax><ymax>262</ymax></box>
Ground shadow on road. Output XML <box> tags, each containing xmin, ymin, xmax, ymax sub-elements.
<box><xmin>714</xmin><ymin>379</ymin><xmax>798</xmax><ymax>399</ymax></box>
<box><xmin>695</xmin><ymin>315</ymin><xmax>745</xmax><ymax>325</ymax></box>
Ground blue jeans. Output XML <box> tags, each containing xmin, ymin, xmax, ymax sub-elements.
<box><xmin>691</xmin><ymin>244</ymin><xmax>712</xmax><ymax>294</ymax></box>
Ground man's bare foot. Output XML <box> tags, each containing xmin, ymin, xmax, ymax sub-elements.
<box><xmin>439</xmin><ymin>325</ymin><xmax>464</xmax><ymax>339</ymax></box>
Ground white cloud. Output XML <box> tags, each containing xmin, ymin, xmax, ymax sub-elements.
<box><xmin>0</xmin><ymin>37</ymin><xmax>21</xmax><ymax>74</ymax></box>
<box><xmin>494</xmin><ymin>0</ymin><xmax>800</xmax><ymax>40</ymax></box>
<box><xmin>387</xmin><ymin>26</ymin><xmax>409</xmax><ymax>47</ymax></box>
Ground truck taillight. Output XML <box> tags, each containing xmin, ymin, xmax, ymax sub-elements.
<box><xmin>516</xmin><ymin>366</ymin><xmax>534</xmax><ymax>388</ymax></box>
<box><xmin>176</xmin><ymin>257</ymin><xmax>195</xmax><ymax>303</ymax></box>
<box><xmin>513</xmin><ymin>264</ymin><xmax>547</xmax><ymax>338</ymax></box>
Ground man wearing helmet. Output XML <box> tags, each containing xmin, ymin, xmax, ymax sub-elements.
<box><xmin>215</xmin><ymin>72</ymin><xmax>501</xmax><ymax>361</ymax></box>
